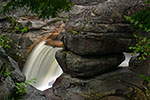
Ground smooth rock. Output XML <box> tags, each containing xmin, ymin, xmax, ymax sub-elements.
<box><xmin>29</xmin><ymin>20</ymin><xmax>48</xmax><ymax>29</ymax></box>
<box><xmin>56</xmin><ymin>50</ymin><xmax>125</xmax><ymax>78</ymax></box>
<box><xmin>61</xmin><ymin>31</ymin><xmax>135</xmax><ymax>56</ymax></box>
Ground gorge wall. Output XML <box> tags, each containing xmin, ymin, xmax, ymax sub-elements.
<box><xmin>49</xmin><ymin>0</ymin><xmax>150</xmax><ymax>100</ymax></box>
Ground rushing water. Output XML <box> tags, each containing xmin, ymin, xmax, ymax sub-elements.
<box><xmin>119</xmin><ymin>52</ymin><xmax>139</xmax><ymax>67</ymax></box>
<box><xmin>23</xmin><ymin>40</ymin><xmax>139</xmax><ymax>91</ymax></box>
<box><xmin>23</xmin><ymin>41</ymin><xmax>63</xmax><ymax>91</ymax></box>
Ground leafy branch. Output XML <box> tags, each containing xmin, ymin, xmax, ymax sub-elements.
<box><xmin>2</xmin><ymin>0</ymin><xmax>72</xmax><ymax>19</ymax></box>
<box><xmin>125</xmin><ymin>0</ymin><xmax>150</xmax><ymax>60</ymax></box>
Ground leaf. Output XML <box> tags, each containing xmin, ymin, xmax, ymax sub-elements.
<box><xmin>72</xmin><ymin>30</ymin><xmax>79</xmax><ymax>35</ymax></box>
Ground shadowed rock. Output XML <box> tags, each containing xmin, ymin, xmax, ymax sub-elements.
<box><xmin>56</xmin><ymin>50</ymin><xmax>125</xmax><ymax>78</ymax></box>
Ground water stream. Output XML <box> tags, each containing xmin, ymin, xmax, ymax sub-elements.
<box><xmin>23</xmin><ymin>40</ymin><xmax>139</xmax><ymax>91</ymax></box>
<box><xmin>23</xmin><ymin>41</ymin><xmax>63</xmax><ymax>91</ymax></box>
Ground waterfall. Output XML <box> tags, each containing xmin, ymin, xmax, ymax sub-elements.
<box><xmin>23</xmin><ymin>41</ymin><xmax>63</xmax><ymax>91</ymax></box>
<box><xmin>119</xmin><ymin>52</ymin><xmax>139</xmax><ymax>67</ymax></box>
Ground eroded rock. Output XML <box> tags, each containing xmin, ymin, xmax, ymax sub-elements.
<box><xmin>56</xmin><ymin>50</ymin><xmax>125</xmax><ymax>78</ymax></box>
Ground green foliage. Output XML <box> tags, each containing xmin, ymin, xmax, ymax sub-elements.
<box><xmin>0</xmin><ymin>35</ymin><xmax>12</xmax><ymax>49</ymax></box>
<box><xmin>15</xmin><ymin>78</ymin><xmax>36</xmax><ymax>96</ymax></box>
<box><xmin>125</xmin><ymin>0</ymin><xmax>150</xmax><ymax>32</ymax></box>
<box><xmin>129</xmin><ymin>34</ymin><xmax>150</xmax><ymax>60</ymax></box>
<box><xmin>125</xmin><ymin>1</ymin><xmax>150</xmax><ymax>60</ymax></box>
<box><xmin>72</xmin><ymin>30</ymin><xmax>79</xmax><ymax>35</ymax></box>
<box><xmin>124</xmin><ymin>8</ymin><xmax>150</xmax><ymax>32</ymax></box>
<box><xmin>140</xmin><ymin>74</ymin><xmax>150</xmax><ymax>82</ymax></box>
<box><xmin>4</xmin><ymin>67</ymin><xmax>11</xmax><ymax>77</ymax></box>
<box><xmin>3</xmin><ymin>96</ymin><xmax>15</xmax><ymax>100</ymax></box>
<box><xmin>146</xmin><ymin>0</ymin><xmax>150</xmax><ymax>4</ymax></box>
<box><xmin>21</xmin><ymin>27</ymin><xmax>28</xmax><ymax>33</ymax></box>
<box><xmin>8</xmin><ymin>17</ymin><xmax>29</xmax><ymax>33</ymax></box>
<box><xmin>2</xmin><ymin>0</ymin><xmax>72</xmax><ymax>19</ymax></box>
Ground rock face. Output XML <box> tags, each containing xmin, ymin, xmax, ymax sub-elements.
<box><xmin>56</xmin><ymin>50</ymin><xmax>125</xmax><ymax>78</ymax></box>
<box><xmin>58</xmin><ymin>0</ymin><xmax>147</xmax><ymax>74</ymax></box>
<box><xmin>60</xmin><ymin>0</ymin><xmax>146</xmax><ymax>56</ymax></box>
<box><xmin>49</xmin><ymin>0</ymin><xmax>150</xmax><ymax>100</ymax></box>
<box><xmin>0</xmin><ymin>47</ymin><xmax>47</xmax><ymax>100</ymax></box>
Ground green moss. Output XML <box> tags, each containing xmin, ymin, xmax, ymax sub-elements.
<box><xmin>62</xmin><ymin>51</ymin><xmax>69</xmax><ymax>54</ymax></box>
<box><xmin>72</xmin><ymin>30</ymin><xmax>79</xmax><ymax>35</ymax></box>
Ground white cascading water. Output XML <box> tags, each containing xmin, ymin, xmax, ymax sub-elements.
<box><xmin>23</xmin><ymin>40</ymin><xmax>139</xmax><ymax>91</ymax></box>
<box><xmin>119</xmin><ymin>52</ymin><xmax>139</xmax><ymax>67</ymax></box>
<box><xmin>23</xmin><ymin>41</ymin><xmax>63</xmax><ymax>91</ymax></box>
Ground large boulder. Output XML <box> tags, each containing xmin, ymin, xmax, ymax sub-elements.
<box><xmin>51</xmin><ymin>68</ymin><xmax>148</xmax><ymax>100</ymax></box>
<box><xmin>52</xmin><ymin>1</ymin><xmax>150</xmax><ymax>100</ymax></box>
<box><xmin>60</xmin><ymin>0</ymin><xmax>147</xmax><ymax>56</ymax></box>
<box><xmin>56</xmin><ymin>50</ymin><xmax>125</xmax><ymax>78</ymax></box>
<box><xmin>61</xmin><ymin>31</ymin><xmax>135</xmax><ymax>56</ymax></box>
